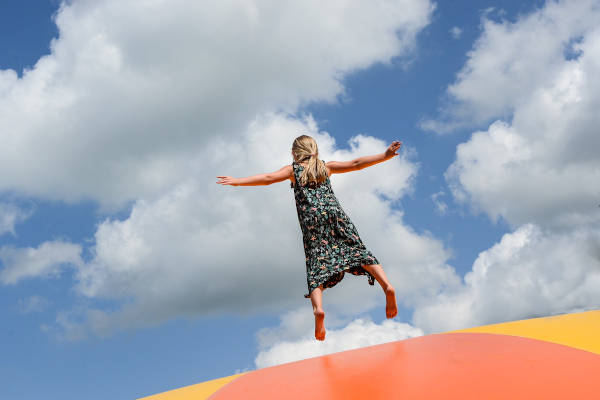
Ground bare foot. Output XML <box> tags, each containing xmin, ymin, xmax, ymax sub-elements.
<box><xmin>384</xmin><ymin>285</ymin><xmax>397</xmax><ymax>319</ymax></box>
<box><xmin>314</xmin><ymin>309</ymin><xmax>326</xmax><ymax>341</ymax></box>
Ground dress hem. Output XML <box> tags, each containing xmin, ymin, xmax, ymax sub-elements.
<box><xmin>303</xmin><ymin>257</ymin><xmax>379</xmax><ymax>298</ymax></box>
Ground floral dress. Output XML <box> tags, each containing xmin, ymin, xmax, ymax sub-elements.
<box><xmin>291</xmin><ymin>160</ymin><xmax>379</xmax><ymax>298</ymax></box>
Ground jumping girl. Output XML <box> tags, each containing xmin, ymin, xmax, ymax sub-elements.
<box><xmin>217</xmin><ymin>135</ymin><xmax>401</xmax><ymax>341</ymax></box>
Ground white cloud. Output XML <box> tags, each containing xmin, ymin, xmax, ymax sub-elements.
<box><xmin>410</xmin><ymin>1</ymin><xmax>600</xmax><ymax>333</ymax></box>
<box><xmin>430</xmin><ymin>190</ymin><xmax>448</xmax><ymax>215</ymax></box>
<box><xmin>449</xmin><ymin>26</ymin><xmax>462</xmax><ymax>39</ymax></box>
<box><xmin>413</xmin><ymin>223</ymin><xmax>600</xmax><ymax>333</ymax></box>
<box><xmin>422</xmin><ymin>0</ymin><xmax>600</xmax><ymax>132</ymax></box>
<box><xmin>0</xmin><ymin>202</ymin><xmax>34</xmax><ymax>236</ymax></box>
<box><xmin>446</xmin><ymin>119</ymin><xmax>600</xmax><ymax>230</ymax></box>
<box><xmin>0</xmin><ymin>0</ymin><xmax>433</xmax><ymax>211</ymax></box>
<box><xmin>255</xmin><ymin>312</ymin><xmax>423</xmax><ymax>368</ymax></box>
<box><xmin>0</xmin><ymin>240</ymin><xmax>83</xmax><ymax>285</ymax></box>
<box><xmin>441</xmin><ymin>1</ymin><xmax>600</xmax><ymax>230</ymax></box>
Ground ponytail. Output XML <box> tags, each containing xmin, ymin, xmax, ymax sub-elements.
<box><xmin>292</xmin><ymin>135</ymin><xmax>328</xmax><ymax>188</ymax></box>
<box><xmin>299</xmin><ymin>154</ymin><xmax>327</xmax><ymax>188</ymax></box>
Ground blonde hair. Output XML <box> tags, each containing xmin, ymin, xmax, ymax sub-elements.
<box><xmin>292</xmin><ymin>135</ymin><xmax>328</xmax><ymax>188</ymax></box>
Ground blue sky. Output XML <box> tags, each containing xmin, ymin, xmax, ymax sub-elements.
<box><xmin>2</xmin><ymin>1</ymin><xmax>599</xmax><ymax>399</ymax></box>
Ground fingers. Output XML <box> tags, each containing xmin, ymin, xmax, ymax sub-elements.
<box><xmin>216</xmin><ymin>176</ymin><xmax>231</xmax><ymax>185</ymax></box>
<box><xmin>216</xmin><ymin>176</ymin><xmax>238</xmax><ymax>186</ymax></box>
<box><xmin>387</xmin><ymin>141</ymin><xmax>402</xmax><ymax>157</ymax></box>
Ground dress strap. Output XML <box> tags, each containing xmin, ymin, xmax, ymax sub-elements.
<box><xmin>290</xmin><ymin>161</ymin><xmax>299</xmax><ymax>188</ymax></box>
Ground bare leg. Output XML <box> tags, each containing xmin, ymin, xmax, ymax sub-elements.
<box><xmin>361</xmin><ymin>264</ymin><xmax>397</xmax><ymax>319</ymax></box>
<box><xmin>309</xmin><ymin>284</ymin><xmax>326</xmax><ymax>340</ymax></box>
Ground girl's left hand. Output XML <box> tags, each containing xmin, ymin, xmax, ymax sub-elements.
<box><xmin>216</xmin><ymin>176</ymin><xmax>238</xmax><ymax>186</ymax></box>
<box><xmin>385</xmin><ymin>141</ymin><xmax>402</xmax><ymax>158</ymax></box>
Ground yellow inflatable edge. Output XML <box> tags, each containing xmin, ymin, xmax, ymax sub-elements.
<box><xmin>444</xmin><ymin>308</ymin><xmax>600</xmax><ymax>355</ymax></box>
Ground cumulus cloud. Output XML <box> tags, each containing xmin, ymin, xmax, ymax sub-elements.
<box><xmin>0</xmin><ymin>240</ymin><xmax>83</xmax><ymax>285</ymax></box>
<box><xmin>0</xmin><ymin>0</ymin><xmax>433</xmax><ymax>211</ymax></box>
<box><xmin>441</xmin><ymin>0</ymin><xmax>600</xmax><ymax>230</ymax></box>
<box><xmin>255</xmin><ymin>308</ymin><xmax>423</xmax><ymax>368</ymax></box>
<box><xmin>410</xmin><ymin>0</ymin><xmax>600</xmax><ymax>333</ymax></box>
<box><xmin>47</xmin><ymin>113</ymin><xmax>460</xmax><ymax>340</ymax></box>
<box><xmin>413</xmin><ymin>223</ymin><xmax>600</xmax><ymax>333</ymax></box>
<box><xmin>0</xmin><ymin>202</ymin><xmax>34</xmax><ymax>236</ymax></box>
<box><xmin>421</xmin><ymin>0</ymin><xmax>600</xmax><ymax>132</ymax></box>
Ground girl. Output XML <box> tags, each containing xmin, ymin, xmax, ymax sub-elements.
<box><xmin>217</xmin><ymin>135</ymin><xmax>401</xmax><ymax>341</ymax></box>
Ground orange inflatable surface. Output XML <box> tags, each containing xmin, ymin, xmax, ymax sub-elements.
<box><xmin>138</xmin><ymin>309</ymin><xmax>600</xmax><ymax>400</ymax></box>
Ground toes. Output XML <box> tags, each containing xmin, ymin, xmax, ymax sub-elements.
<box><xmin>386</xmin><ymin>305</ymin><xmax>398</xmax><ymax>319</ymax></box>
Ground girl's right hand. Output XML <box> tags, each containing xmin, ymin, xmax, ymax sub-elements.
<box><xmin>385</xmin><ymin>141</ymin><xmax>402</xmax><ymax>158</ymax></box>
<box><xmin>216</xmin><ymin>176</ymin><xmax>238</xmax><ymax>186</ymax></box>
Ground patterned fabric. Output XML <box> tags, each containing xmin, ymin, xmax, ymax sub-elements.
<box><xmin>290</xmin><ymin>160</ymin><xmax>379</xmax><ymax>298</ymax></box>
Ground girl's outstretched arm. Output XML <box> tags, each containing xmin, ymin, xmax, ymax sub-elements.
<box><xmin>326</xmin><ymin>140</ymin><xmax>402</xmax><ymax>174</ymax></box>
<box><xmin>216</xmin><ymin>165</ymin><xmax>293</xmax><ymax>186</ymax></box>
